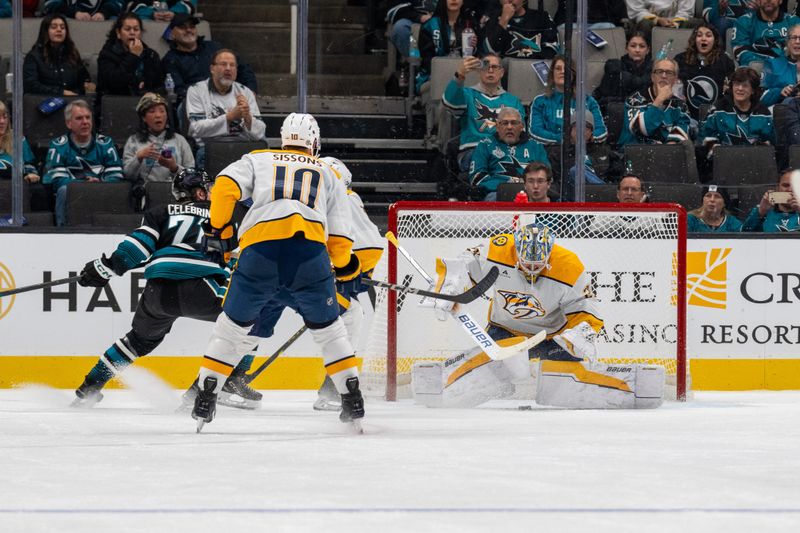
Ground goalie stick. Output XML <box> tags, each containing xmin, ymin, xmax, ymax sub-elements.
<box><xmin>0</xmin><ymin>275</ymin><xmax>82</xmax><ymax>298</ymax></box>
<box><xmin>243</xmin><ymin>324</ymin><xmax>308</xmax><ymax>384</ymax></box>
<box><xmin>362</xmin><ymin>266</ymin><xmax>498</xmax><ymax>304</ymax></box>
<box><xmin>384</xmin><ymin>231</ymin><xmax>547</xmax><ymax>361</ymax></box>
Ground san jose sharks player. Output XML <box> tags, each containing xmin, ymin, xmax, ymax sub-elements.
<box><xmin>412</xmin><ymin>216</ymin><xmax>665</xmax><ymax>409</ymax></box>
<box><xmin>72</xmin><ymin>168</ymin><xmax>262</xmax><ymax>408</ymax></box>
<box><xmin>42</xmin><ymin>99</ymin><xmax>123</xmax><ymax>226</ymax></box>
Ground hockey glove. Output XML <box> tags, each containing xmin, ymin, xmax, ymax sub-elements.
<box><xmin>554</xmin><ymin>321</ymin><xmax>598</xmax><ymax>364</ymax></box>
<box><xmin>79</xmin><ymin>254</ymin><xmax>115</xmax><ymax>287</ymax></box>
<box><xmin>201</xmin><ymin>221</ymin><xmax>238</xmax><ymax>266</ymax></box>
<box><xmin>334</xmin><ymin>254</ymin><xmax>362</xmax><ymax>295</ymax></box>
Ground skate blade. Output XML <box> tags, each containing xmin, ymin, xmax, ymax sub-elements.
<box><xmin>218</xmin><ymin>392</ymin><xmax>260</xmax><ymax>410</ymax></box>
<box><xmin>196</xmin><ymin>418</ymin><xmax>206</xmax><ymax>433</ymax></box>
<box><xmin>313</xmin><ymin>398</ymin><xmax>342</xmax><ymax>412</ymax></box>
<box><xmin>70</xmin><ymin>396</ymin><xmax>101</xmax><ymax>408</ymax></box>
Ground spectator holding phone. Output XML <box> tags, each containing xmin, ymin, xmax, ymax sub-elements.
<box><xmin>760</xmin><ymin>23</ymin><xmax>800</xmax><ymax>106</ymax></box>
<box><xmin>742</xmin><ymin>168</ymin><xmax>800</xmax><ymax>231</ymax></box>
<box><xmin>123</xmin><ymin>93</ymin><xmax>194</xmax><ymax>201</ymax></box>
<box><xmin>23</xmin><ymin>14</ymin><xmax>96</xmax><ymax>96</ymax></box>
<box><xmin>98</xmin><ymin>12</ymin><xmax>165</xmax><ymax>96</ymax></box>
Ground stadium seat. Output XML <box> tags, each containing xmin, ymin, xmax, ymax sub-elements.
<box><xmin>506</xmin><ymin>58</ymin><xmax>548</xmax><ymax>106</ymax></box>
<box><xmin>712</xmin><ymin>145</ymin><xmax>777</xmax><ymax>185</ymax></box>
<box><xmin>651</xmin><ymin>28</ymin><xmax>694</xmax><ymax>60</ymax></box>
<box><xmin>22</xmin><ymin>94</ymin><xmax>96</xmax><ymax>151</ymax></box>
<box><xmin>733</xmin><ymin>183</ymin><xmax>772</xmax><ymax>218</ymax></box>
<box><xmin>623</xmin><ymin>144</ymin><xmax>695</xmax><ymax>183</ymax></box>
<box><xmin>146</xmin><ymin>181</ymin><xmax>175</xmax><ymax>208</ymax></box>
<box><xmin>648</xmin><ymin>182</ymin><xmax>704</xmax><ymax>210</ymax></box>
<box><xmin>773</xmin><ymin>103</ymin><xmax>791</xmax><ymax>145</ymax></box>
<box><xmin>65</xmin><ymin>181</ymin><xmax>134</xmax><ymax>226</ymax></box>
<box><xmin>584</xmin><ymin>183</ymin><xmax>618</xmax><ymax>202</ymax></box>
<box><xmin>203</xmin><ymin>139</ymin><xmax>268</xmax><ymax>178</ymax></box>
<box><xmin>496</xmin><ymin>182</ymin><xmax>524</xmax><ymax>201</ymax></box>
<box><xmin>100</xmin><ymin>95</ymin><xmax>151</xmax><ymax>148</ymax></box>
<box><xmin>789</xmin><ymin>145</ymin><xmax>800</xmax><ymax>168</ymax></box>
<box><xmin>603</xmin><ymin>101</ymin><xmax>626</xmax><ymax>147</ymax></box>
<box><xmin>557</xmin><ymin>27</ymin><xmax>626</xmax><ymax>63</ymax></box>
<box><xmin>429</xmin><ymin>56</ymin><xmax>479</xmax><ymax>104</ymax></box>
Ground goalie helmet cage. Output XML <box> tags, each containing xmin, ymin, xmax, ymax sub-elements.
<box><xmin>361</xmin><ymin>201</ymin><xmax>688</xmax><ymax>402</ymax></box>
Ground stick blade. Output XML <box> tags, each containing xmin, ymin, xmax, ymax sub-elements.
<box><xmin>489</xmin><ymin>330</ymin><xmax>548</xmax><ymax>361</ymax></box>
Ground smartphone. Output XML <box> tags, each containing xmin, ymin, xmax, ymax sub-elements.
<box><xmin>768</xmin><ymin>191</ymin><xmax>793</xmax><ymax>204</ymax></box>
<box><xmin>161</xmin><ymin>148</ymin><xmax>173</xmax><ymax>158</ymax></box>
<box><xmin>586</xmin><ymin>30</ymin><xmax>608</xmax><ymax>49</ymax></box>
<box><xmin>531</xmin><ymin>60</ymin><xmax>549</xmax><ymax>85</ymax></box>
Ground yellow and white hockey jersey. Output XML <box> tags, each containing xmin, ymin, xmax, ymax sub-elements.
<box><xmin>455</xmin><ymin>233</ymin><xmax>603</xmax><ymax>339</ymax></box>
<box><xmin>210</xmin><ymin>149</ymin><xmax>353</xmax><ymax>269</ymax></box>
<box><xmin>344</xmin><ymin>189</ymin><xmax>383</xmax><ymax>274</ymax></box>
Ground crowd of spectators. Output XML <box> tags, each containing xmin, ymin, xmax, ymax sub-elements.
<box><xmin>383</xmin><ymin>0</ymin><xmax>800</xmax><ymax>232</ymax></box>
<box><xmin>1</xmin><ymin>5</ymin><xmax>263</xmax><ymax>225</ymax></box>
<box><xmin>4</xmin><ymin>1</ymin><xmax>800</xmax><ymax>234</ymax></box>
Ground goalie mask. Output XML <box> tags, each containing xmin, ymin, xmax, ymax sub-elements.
<box><xmin>172</xmin><ymin>168</ymin><xmax>211</xmax><ymax>201</ymax></box>
<box><xmin>281</xmin><ymin>112</ymin><xmax>321</xmax><ymax>156</ymax></box>
<box><xmin>320</xmin><ymin>156</ymin><xmax>352</xmax><ymax>189</ymax></box>
<box><xmin>513</xmin><ymin>219</ymin><xmax>554</xmax><ymax>276</ymax></box>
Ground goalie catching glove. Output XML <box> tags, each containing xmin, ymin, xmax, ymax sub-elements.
<box><xmin>419</xmin><ymin>257</ymin><xmax>472</xmax><ymax>321</ymax></box>
<box><xmin>553</xmin><ymin>321</ymin><xmax>598</xmax><ymax>364</ymax></box>
<box><xmin>79</xmin><ymin>254</ymin><xmax>117</xmax><ymax>287</ymax></box>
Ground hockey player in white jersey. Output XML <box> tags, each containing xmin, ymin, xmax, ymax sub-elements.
<box><xmin>191</xmin><ymin>113</ymin><xmax>365</xmax><ymax>431</ymax></box>
<box><xmin>313</xmin><ymin>156</ymin><xmax>384</xmax><ymax>411</ymax></box>
<box><xmin>414</xmin><ymin>215</ymin><xmax>665</xmax><ymax>409</ymax></box>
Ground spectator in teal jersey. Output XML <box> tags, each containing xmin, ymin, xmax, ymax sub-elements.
<box><xmin>469</xmin><ymin>106</ymin><xmax>549</xmax><ymax>200</ymax></box>
<box><xmin>0</xmin><ymin>101</ymin><xmax>39</xmax><ymax>182</ymax></box>
<box><xmin>126</xmin><ymin>0</ymin><xmax>197</xmax><ymax>22</ymax></box>
<box><xmin>443</xmin><ymin>52</ymin><xmax>526</xmax><ymax>172</ymax></box>
<box><xmin>688</xmin><ymin>184</ymin><xmax>743</xmax><ymax>232</ymax></box>
<box><xmin>742</xmin><ymin>168</ymin><xmax>800</xmax><ymax>231</ymax></box>
<box><xmin>528</xmin><ymin>55</ymin><xmax>607</xmax><ymax>146</ymax></box>
<box><xmin>42</xmin><ymin>100</ymin><xmax>123</xmax><ymax>226</ymax></box>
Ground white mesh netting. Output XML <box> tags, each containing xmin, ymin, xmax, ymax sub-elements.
<box><xmin>361</xmin><ymin>204</ymin><xmax>687</xmax><ymax>400</ymax></box>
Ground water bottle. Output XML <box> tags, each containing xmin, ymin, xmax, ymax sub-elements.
<box><xmin>165</xmin><ymin>73</ymin><xmax>175</xmax><ymax>96</ymax></box>
<box><xmin>461</xmin><ymin>22</ymin><xmax>475</xmax><ymax>57</ymax></box>
<box><xmin>409</xmin><ymin>33</ymin><xmax>420</xmax><ymax>60</ymax></box>
<box><xmin>672</xmin><ymin>79</ymin><xmax>685</xmax><ymax>100</ymax></box>
<box><xmin>656</xmin><ymin>38</ymin><xmax>673</xmax><ymax>60</ymax></box>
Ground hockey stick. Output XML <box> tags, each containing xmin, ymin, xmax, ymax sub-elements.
<box><xmin>0</xmin><ymin>275</ymin><xmax>82</xmax><ymax>298</ymax></box>
<box><xmin>385</xmin><ymin>231</ymin><xmax>546</xmax><ymax>361</ymax></box>
<box><xmin>243</xmin><ymin>324</ymin><xmax>308</xmax><ymax>384</ymax></box>
<box><xmin>362</xmin><ymin>265</ymin><xmax>498</xmax><ymax>304</ymax></box>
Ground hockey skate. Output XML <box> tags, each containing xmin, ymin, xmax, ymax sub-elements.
<box><xmin>339</xmin><ymin>377</ymin><xmax>365</xmax><ymax>434</ymax></box>
<box><xmin>218</xmin><ymin>370</ymin><xmax>262</xmax><ymax>410</ymax></box>
<box><xmin>192</xmin><ymin>376</ymin><xmax>218</xmax><ymax>433</ymax></box>
<box><xmin>313</xmin><ymin>375</ymin><xmax>341</xmax><ymax>411</ymax></box>
<box><xmin>71</xmin><ymin>380</ymin><xmax>104</xmax><ymax>408</ymax></box>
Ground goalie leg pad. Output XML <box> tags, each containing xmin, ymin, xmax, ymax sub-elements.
<box><xmin>535</xmin><ymin>361</ymin><xmax>665</xmax><ymax>409</ymax></box>
<box><xmin>310</xmin><ymin>317</ymin><xmax>358</xmax><ymax>394</ymax></box>
<box><xmin>412</xmin><ymin>362</ymin><xmax>444</xmax><ymax>407</ymax></box>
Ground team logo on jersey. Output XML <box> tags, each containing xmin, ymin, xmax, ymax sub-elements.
<box><xmin>724</xmin><ymin>125</ymin><xmax>755</xmax><ymax>145</ymax></box>
<box><xmin>687</xmin><ymin>76</ymin><xmax>719</xmax><ymax>110</ymax></box>
<box><xmin>681</xmin><ymin>248</ymin><xmax>731</xmax><ymax>310</ymax></box>
<box><xmin>507</xmin><ymin>31</ymin><xmax>541</xmax><ymax>57</ymax></box>
<box><xmin>0</xmin><ymin>262</ymin><xmax>16</xmax><ymax>320</ymax></box>
<box><xmin>498</xmin><ymin>289</ymin><xmax>545</xmax><ymax>319</ymax></box>
<box><xmin>474</xmin><ymin>102</ymin><xmax>499</xmax><ymax>131</ymax></box>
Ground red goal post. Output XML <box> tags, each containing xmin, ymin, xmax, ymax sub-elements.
<box><xmin>361</xmin><ymin>201</ymin><xmax>688</xmax><ymax>402</ymax></box>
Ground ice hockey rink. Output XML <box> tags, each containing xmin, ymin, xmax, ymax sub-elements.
<box><xmin>1</xmin><ymin>381</ymin><xmax>799</xmax><ymax>533</ymax></box>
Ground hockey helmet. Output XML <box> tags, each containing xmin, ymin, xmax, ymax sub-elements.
<box><xmin>280</xmin><ymin>112</ymin><xmax>321</xmax><ymax>156</ymax></box>
<box><xmin>512</xmin><ymin>215</ymin><xmax>554</xmax><ymax>276</ymax></box>
<box><xmin>320</xmin><ymin>156</ymin><xmax>352</xmax><ymax>188</ymax></box>
<box><xmin>172</xmin><ymin>168</ymin><xmax>211</xmax><ymax>201</ymax></box>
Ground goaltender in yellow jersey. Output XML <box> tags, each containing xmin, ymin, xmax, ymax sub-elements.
<box><xmin>414</xmin><ymin>214</ymin><xmax>665</xmax><ymax>409</ymax></box>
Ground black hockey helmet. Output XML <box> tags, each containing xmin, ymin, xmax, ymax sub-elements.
<box><xmin>172</xmin><ymin>168</ymin><xmax>211</xmax><ymax>201</ymax></box>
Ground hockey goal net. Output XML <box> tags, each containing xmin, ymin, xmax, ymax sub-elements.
<box><xmin>361</xmin><ymin>201</ymin><xmax>688</xmax><ymax>402</ymax></box>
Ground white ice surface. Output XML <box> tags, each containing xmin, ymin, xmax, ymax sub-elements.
<box><xmin>1</xmin><ymin>388</ymin><xmax>799</xmax><ymax>533</ymax></box>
